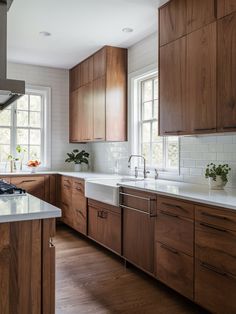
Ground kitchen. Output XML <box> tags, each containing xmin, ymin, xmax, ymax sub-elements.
<box><xmin>0</xmin><ymin>0</ymin><xmax>236</xmax><ymax>313</ymax></box>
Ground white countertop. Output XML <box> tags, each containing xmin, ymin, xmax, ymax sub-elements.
<box><xmin>1</xmin><ymin>171</ymin><xmax>236</xmax><ymax>211</ymax></box>
<box><xmin>0</xmin><ymin>194</ymin><xmax>61</xmax><ymax>223</ymax></box>
<box><xmin>119</xmin><ymin>179</ymin><xmax>236</xmax><ymax>211</ymax></box>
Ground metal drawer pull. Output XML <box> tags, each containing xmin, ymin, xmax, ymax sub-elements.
<box><xmin>63</xmin><ymin>184</ymin><xmax>71</xmax><ymax>188</ymax></box>
<box><xmin>201</xmin><ymin>262</ymin><xmax>228</xmax><ymax>277</ymax></box>
<box><xmin>201</xmin><ymin>211</ymin><xmax>228</xmax><ymax>220</ymax></box>
<box><xmin>160</xmin><ymin>210</ymin><xmax>179</xmax><ymax>218</ymax></box>
<box><xmin>223</xmin><ymin>126</ymin><xmax>236</xmax><ymax>129</ymax></box>
<box><xmin>162</xmin><ymin>202</ymin><xmax>185</xmax><ymax>211</ymax></box>
<box><xmin>97</xmin><ymin>211</ymin><xmax>108</xmax><ymax>219</ymax></box>
<box><xmin>49</xmin><ymin>238</ymin><xmax>55</xmax><ymax>248</ymax></box>
<box><xmin>164</xmin><ymin>130</ymin><xmax>183</xmax><ymax>134</ymax></box>
<box><xmin>160</xmin><ymin>244</ymin><xmax>179</xmax><ymax>255</ymax></box>
<box><xmin>120</xmin><ymin>192</ymin><xmax>155</xmax><ymax>202</ymax></box>
<box><xmin>200</xmin><ymin>222</ymin><xmax>227</xmax><ymax>233</ymax></box>
<box><xmin>75</xmin><ymin>187</ymin><xmax>82</xmax><ymax>191</ymax></box>
<box><xmin>21</xmin><ymin>180</ymin><xmax>37</xmax><ymax>183</ymax></box>
<box><xmin>194</xmin><ymin>128</ymin><xmax>216</xmax><ymax>131</ymax></box>
<box><xmin>120</xmin><ymin>204</ymin><xmax>156</xmax><ymax>218</ymax></box>
<box><xmin>62</xmin><ymin>202</ymin><xmax>68</xmax><ymax>207</ymax></box>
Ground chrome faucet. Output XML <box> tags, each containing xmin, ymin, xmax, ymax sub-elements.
<box><xmin>128</xmin><ymin>155</ymin><xmax>150</xmax><ymax>179</ymax></box>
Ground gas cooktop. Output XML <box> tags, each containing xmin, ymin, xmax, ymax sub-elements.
<box><xmin>0</xmin><ymin>180</ymin><xmax>25</xmax><ymax>195</ymax></box>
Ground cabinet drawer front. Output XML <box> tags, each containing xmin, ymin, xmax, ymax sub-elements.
<box><xmin>155</xmin><ymin>242</ymin><xmax>193</xmax><ymax>300</ymax></box>
<box><xmin>156</xmin><ymin>211</ymin><xmax>194</xmax><ymax>256</ymax></box>
<box><xmin>88</xmin><ymin>206</ymin><xmax>121</xmax><ymax>254</ymax></box>
<box><xmin>195</xmin><ymin>260</ymin><xmax>236</xmax><ymax>313</ymax></box>
<box><xmin>72</xmin><ymin>179</ymin><xmax>84</xmax><ymax>196</ymax></box>
<box><xmin>11</xmin><ymin>176</ymin><xmax>45</xmax><ymax>199</ymax></box>
<box><xmin>195</xmin><ymin>221</ymin><xmax>236</xmax><ymax>275</ymax></box>
<box><xmin>157</xmin><ymin>196</ymin><xmax>194</xmax><ymax>219</ymax></box>
<box><xmin>120</xmin><ymin>188</ymin><xmax>156</xmax><ymax>214</ymax></box>
<box><xmin>196</xmin><ymin>205</ymin><xmax>236</xmax><ymax>231</ymax></box>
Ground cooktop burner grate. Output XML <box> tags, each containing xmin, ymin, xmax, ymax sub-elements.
<box><xmin>0</xmin><ymin>180</ymin><xmax>26</xmax><ymax>195</ymax></box>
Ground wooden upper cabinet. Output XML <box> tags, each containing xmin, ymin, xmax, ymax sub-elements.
<box><xmin>105</xmin><ymin>46</ymin><xmax>127</xmax><ymax>141</ymax></box>
<box><xmin>93</xmin><ymin>48</ymin><xmax>106</xmax><ymax>80</ymax></box>
<box><xmin>81</xmin><ymin>82</ymin><xmax>93</xmax><ymax>141</ymax></box>
<box><xmin>81</xmin><ymin>56</ymin><xmax>93</xmax><ymax>86</ymax></box>
<box><xmin>93</xmin><ymin>76</ymin><xmax>106</xmax><ymax>141</ymax></box>
<box><xmin>186</xmin><ymin>22</ymin><xmax>217</xmax><ymax>134</ymax></box>
<box><xmin>217</xmin><ymin>0</ymin><xmax>236</xmax><ymax>18</ymax></box>
<box><xmin>69</xmin><ymin>90</ymin><xmax>79</xmax><ymax>142</ymax></box>
<box><xmin>159</xmin><ymin>0</ymin><xmax>186</xmax><ymax>46</ymax></box>
<box><xmin>217</xmin><ymin>12</ymin><xmax>236</xmax><ymax>131</ymax></box>
<box><xmin>69</xmin><ymin>46</ymin><xmax>127</xmax><ymax>143</ymax></box>
<box><xmin>70</xmin><ymin>65</ymin><xmax>81</xmax><ymax>91</ymax></box>
<box><xmin>159</xmin><ymin>37</ymin><xmax>187</xmax><ymax>135</ymax></box>
<box><xmin>187</xmin><ymin>0</ymin><xmax>216</xmax><ymax>33</ymax></box>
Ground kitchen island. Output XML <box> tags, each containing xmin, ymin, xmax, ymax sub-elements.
<box><xmin>0</xmin><ymin>194</ymin><xmax>61</xmax><ymax>314</ymax></box>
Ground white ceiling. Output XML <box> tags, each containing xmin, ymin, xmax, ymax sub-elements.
<box><xmin>7</xmin><ymin>0</ymin><xmax>167</xmax><ymax>69</ymax></box>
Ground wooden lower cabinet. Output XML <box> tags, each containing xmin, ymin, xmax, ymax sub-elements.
<box><xmin>155</xmin><ymin>242</ymin><xmax>193</xmax><ymax>299</ymax></box>
<box><xmin>0</xmin><ymin>218</ymin><xmax>55</xmax><ymax>314</ymax></box>
<box><xmin>195</xmin><ymin>260</ymin><xmax>236</xmax><ymax>313</ymax></box>
<box><xmin>88</xmin><ymin>199</ymin><xmax>121</xmax><ymax>254</ymax></box>
<box><xmin>71</xmin><ymin>179</ymin><xmax>87</xmax><ymax>235</ymax></box>
<box><xmin>11</xmin><ymin>176</ymin><xmax>45</xmax><ymax>200</ymax></box>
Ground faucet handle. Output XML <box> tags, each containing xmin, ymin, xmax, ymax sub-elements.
<box><xmin>154</xmin><ymin>168</ymin><xmax>159</xmax><ymax>180</ymax></box>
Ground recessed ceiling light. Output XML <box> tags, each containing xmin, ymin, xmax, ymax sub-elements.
<box><xmin>122</xmin><ymin>27</ymin><xmax>134</xmax><ymax>33</ymax></box>
<box><xmin>39</xmin><ymin>31</ymin><xmax>51</xmax><ymax>37</ymax></box>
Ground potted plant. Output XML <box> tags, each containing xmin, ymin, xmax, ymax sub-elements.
<box><xmin>65</xmin><ymin>149</ymin><xmax>89</xmax><ymax>172</ymax></box>
<box><xmin>205</xmin><ymin>163</ymin><xmax>231</xmax><ymax>190</ymax></box>
<box><xmin>16</xmin><ymin>145</ymin><xmax>27</xmax><ymax>171</ymax></box>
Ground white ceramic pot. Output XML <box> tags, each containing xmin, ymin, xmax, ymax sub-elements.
<box><xmin>74</xmin><ymin>164</ymin><xmax>82</xmax><ymax>172</ymax></box>
<box><xmin>209</xmin><ymin>175</ymin><xmax>227</xmax><ymax>190</ymax></box>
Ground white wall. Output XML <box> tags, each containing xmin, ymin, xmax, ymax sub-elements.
<box><xmin>89</xmin><ymin>33</ymin><xmax>236</xmax><ymax>188</ymax></box>
<box><xmin>8</xmin><ymin>62</ymin><xmax>89</xmax><ymax>171</ymax></box>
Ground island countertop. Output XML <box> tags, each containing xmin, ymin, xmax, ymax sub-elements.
<box><xmin>0</xmin><ymin>193</ymin><xmax>61</xmax><ymax>223</ymax></box>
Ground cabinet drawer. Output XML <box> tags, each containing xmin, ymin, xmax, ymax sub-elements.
<box><xmin>88</xmin><ymin>205</ymin><xmax>121</xmax><ymax>254</ymax></box>
<box><xmin>61</xmin><ymin>177</ymin><xmax>72</xmax><ymax>205</ymax></box>
<box><xmin>157</xmin><ymin>196</ymin><xmax>194</xmax><ymax>219</ymax></box>
<box><xmin>196</xmin><ymin>205</ymin><xmax>236</xmax><ymax>231</ymax></box>
<box><xmin>195</xmin><ymin>221</ymin><xmax>236</xmax><ymax>275</ymax></box>
<box><xmin>156</xmin><ymin>210</ymin><xmax>194</xmax><ymax>256</ymax></box>
<box><xmin>11</xmin><ymin>176</ymin><xmax>45</xmax><ymax>199</ymax></box>
<box><xmin>120</xmin><ymin>188</ymin><xmax>156</xmax><ymax>215</ymax></box>
<box><xmin>195</xmin><ymin>260</ymin><xmax>236</xmax><ymax>313</ymax></box>
<box><xmin>155</xmin><ymin>242</ymin><xmax>193</xmax><ymax>300</ymax></box>
<box><xmin>72</xmin><ymin>179</ymin><xmax>84</xmax><ymax>196</ymax></box>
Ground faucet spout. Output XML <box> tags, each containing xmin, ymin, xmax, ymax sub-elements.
<box><xmin>128</xmin><ymin>154</ymin><xmax>149</xmax><ymax>179</ymax></box>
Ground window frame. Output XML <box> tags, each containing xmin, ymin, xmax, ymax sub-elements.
<box><xmin>0</xmin><ymin>85</ymin><xmax>51</xmax><ymax>170</ymax></box>
<box><xmin>131</xmin><ymin>70</ymin><xmax>180</xmax><ymax>173</ymax></box>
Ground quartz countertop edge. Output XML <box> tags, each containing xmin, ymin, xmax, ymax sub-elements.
<box><xmin>0</xmin><ymin>194</ymin><xmax>61</xmax><ymax>223</ymax></box>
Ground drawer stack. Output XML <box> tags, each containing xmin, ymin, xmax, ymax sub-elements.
<box><xmin>155</xmin><ymin>196</ymin><xmax>194</xmax><ymax>299</ymax></box>
<box><xmin>195</xmin><ymin>205</ymin><xmax>236</xmax><ymax>313</ymax></box>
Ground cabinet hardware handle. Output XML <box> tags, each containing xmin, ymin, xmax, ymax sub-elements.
<box><xmin>75</xmin><ymin>187</ymin><xmax>82</xmax><ymax>191</ymax></box>
<box><xmin>160</xmin><ymin>244</ymin><xmax>179</xmax><ymax>255</ymax></box>
<box><xmin>160</xmin><ymin>210</ymin><xmax>179</xmax><ymax>218</ymax></box>
<box><xmin>120</xmin><ymin>204</ymin><xmax>157</xmax><ymax>218</ymax></box>
<box><xmin>83</xmin><ymin>138</ymin><xmax>91</xmax><ymax>141</ymax></box>
<box><xmin>200</xmin><ymin>222</ymin><xmax>227</xmax><ymax>233</ymax></box>
<box><xmin>201</xmin><ymin>262</ymin><xmax>228</xmax><ymax>277</ymax></box>
<box><xmin>201</xmin><ymin>211</ymin><xmax>228</xmax><ymax>220</ymax></box>
<box><xmin>223</xmin><ymin>126</ymin><xmax>236</xmax><ymax>129</ymax></box>
<box><xmin>120</xmin><ymin>192</ymin><xmax>156</xmax><ymax>202</ymax></box>
<box><xmin>162</xmin><ymin>202</ymin><xmax>185</xmax><ymax>211</ymax></box>
<box><xmin>21</xmin><ymin>179</ymin><xmax>37</xmax><ymax>183</ymax></box>
<box><xmin>97</xmin><ymin>210</ymin><xmax>108</xmax><ymax>219</ymax></box>
<box><xmin>62</xmin><ymin>202</ymin><xmax>68</xmax><ymax>207</ymax></box>
<box><xmin>63</xmin><ymin>184</ymin><xmax>71</xmax><ymax>188</ymax></box>
<box><xmin>49</xmin><ymin>237</ymin><xmax>55</xmax><ymax>248</ymax></box>
<box><xmin>194</xmin><ymin>128</ymin><xmax>216</xmax><ymax>131</ymax></box>
<box><xmin>94</xmin><ymin>137</ymin><xmax>103</xmax><ymax>140</ymax></box>
<box><xmin>164</xmin><ymin>130</ymin><xmax>183</xmax><ymax>134</ymax></box>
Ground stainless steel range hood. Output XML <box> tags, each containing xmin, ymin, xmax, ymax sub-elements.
<box><xmin>0</xmin><ymin>0</ymin><xmax>25</xmax><ymax>110</ymax></box>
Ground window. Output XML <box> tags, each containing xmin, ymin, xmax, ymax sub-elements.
<box><xmin>0</xmin><ymin>86</ymin><xmax>51</xmax><ymax>169</ymax></box>
<box><xmin>133</xmin><ymin>72</ymin><xmax>179</xmax><ymax>172</ymax></box>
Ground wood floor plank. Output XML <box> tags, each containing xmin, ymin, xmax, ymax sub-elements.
<box><xmin>55</xmin><ymin>224</ymin><xmax>208</xmax><ymax>314</ymax></box>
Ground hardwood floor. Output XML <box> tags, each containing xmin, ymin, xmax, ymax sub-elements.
<box><xmin>55</xmin><ymin>224</ymin><xmax>207</xmax><ymax>314</ymax></box>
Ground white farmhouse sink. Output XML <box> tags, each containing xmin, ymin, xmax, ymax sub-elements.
<box><xmin>85</xmin><ymin>177</ymin><xmax>146</xmax><ymax>206</ymax></box>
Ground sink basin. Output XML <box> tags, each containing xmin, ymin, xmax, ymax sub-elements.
<box><xmin>85</xmin><ymin>177</ymin><xmax>146</xmax><ymax>206</ymax></box>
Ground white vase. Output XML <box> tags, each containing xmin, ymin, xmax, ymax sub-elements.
<box><xmin>74</xmin><ymin>164</ymin><xmax>82</xmax><ymax>172</ymax></box>
<box><xmin>209</xmin><ymin>175</ymin><xmax>227</xmax><ymax>190</ymax></box>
